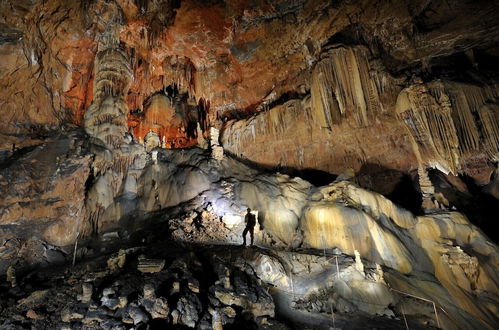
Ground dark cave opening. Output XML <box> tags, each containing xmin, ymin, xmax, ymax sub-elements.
<box><xmin>429</xmin><ymin>168</ymin><xmax>499</xmax><ymax>243</ymax></box>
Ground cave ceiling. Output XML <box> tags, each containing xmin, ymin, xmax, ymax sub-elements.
<box><xmin>1</xmin><ymin>0</ymin><xmax>498</xmax><ymax>133</ymax></box>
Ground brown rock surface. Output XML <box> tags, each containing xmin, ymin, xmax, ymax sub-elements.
<box><xmin>1</xmin><ymin>0</ymin><xmax>497</xmax><ymax>128</ymax></box>
<box><xmin>0</xmin><ymin>134</ymin><xmax>91</xmax><ymax>247</ymax></box>
<box><xmin>1</xmin><ymin>0</ymin><xmax>498</xmax><ymax>193</ymax></box>
<box><xmin>0</xmin><ymin>1</ymin><xmax>498</xmax><ymax>329</ymax></box>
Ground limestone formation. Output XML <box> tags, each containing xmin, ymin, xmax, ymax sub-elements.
<box><xmin>396</xmin><ymin>81</ymin><xmax>499</xmax><ymax>175</ymax></box>
<box><xmin>210</xmin><ymin>127</ymin><xmax>224</xmax><ymax>160</ymax></box>
<box><xmin>311</xmin><ymin>46</ymin><xmax>385</xmax><ymax>128</ymax></box>
<box><xmin>84</xmin><ymin>27</ymin><xmax>132</xmax><ymax>149</ymax></box>
<box><xmin>0</xmin><ymin>1</ymin><xmax>498</xmax><ymax>329</ymax></box>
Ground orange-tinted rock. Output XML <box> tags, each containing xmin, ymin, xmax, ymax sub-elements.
<box><xmin>131</xmin><ymin>94</ymin><xmax>197</xmax><ymax>148</ymax></box>
<box><xmin>0</xmin><ymin>0</ymin><xmax>96</xmax><ymax>133</ymax></box>
<box><xmin>1</xmin><ymin>0</ymin><xmax>498</xmax><ymax>188</ymax></box>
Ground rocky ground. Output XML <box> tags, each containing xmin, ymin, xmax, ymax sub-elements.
<box><xmin>0</xmin><ymin>217</ymin><xmax>440</xmax><ymax>330</ymax></box>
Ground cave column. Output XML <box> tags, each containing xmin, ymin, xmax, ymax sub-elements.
<box><xmin>418</xmin><ymin>166</ymin><xmax>437</xmax><ymax>210</ymax></box>
<box><xmin>83</xmin><ymin>22</ymin><xmax>132</xmax><ymax>149</ymax></box>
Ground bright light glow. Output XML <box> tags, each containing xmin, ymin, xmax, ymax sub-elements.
<box><xmin>222</xmin><ymin>214</ymin><xmax>241</xmax><ymax>228</ymax></box>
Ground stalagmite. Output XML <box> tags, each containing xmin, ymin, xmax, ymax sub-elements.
<box><xmin>6</xmin><ymin>265</ymin><xmax>17</xmax><ymax>288</ymax></box>
<box><xmin>196</xmin><ymin>123</ymin><xmax>208</xmax><ymax>149</ymax></box>
<box><xmin>210</xmin><ymin>127</ymin><xmax>224</xmax><ymax>160</ymax></box>
<box><xmin>418</xmin><ymin>166</ymin><xmax>437</xmax><ymax>209</ymax></box>
<box><xmin>1</xmin><ymin>1</ymin><xmax>499</xmax><ymax>329</ymax></box>
<box><xmin>83</xmin><ymin>27</ymin><xmax>132</xmax><ymax>149</ymax></box>
<box><xmin>354</xmin><ymin>250</ymin><xmax>365</xmax><ymax>275</ymax></box>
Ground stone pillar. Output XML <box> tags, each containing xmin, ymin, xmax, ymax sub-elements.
<box><xmin>210</xmin><ymin>127</ymin><xmax>224</xmax><ymax>160</ymax></box>
<box><xmin>197</xmin><ymin>123</ymin><xmax>208</xmax><ymax>149</ymax></box>
<box><xmin>83</xmin><ymin>27</ymin><xmax>132</xmax><ymax>149</ymax></box>
<box><xmin>418</xmin><ymin>166</ymin><xmax>437</xmax><ymax>210</ymax></box>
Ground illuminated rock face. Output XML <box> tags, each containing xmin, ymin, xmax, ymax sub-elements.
<box><xmin>221</xmin><ymin>47</ymin><xmax>498</xmax><ymax>195</ymax></box>
<box><xmin>0</xmin><ymin>0</ymin><xmax>498</xmax><ymax>329</ymax></box>
<box><xmin>0</xmin><ymin>137</ymin><xmax>498</xmax><ymax>328</ymax></box>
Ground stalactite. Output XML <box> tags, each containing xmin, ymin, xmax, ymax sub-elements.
<box><xmin>397</xmin><ymin>80</ymin><xmax>499</xmax><ymax>174</ymax></box>
<box><xmin>161</xmin><ymin>56</ymin><xmax>196</xmax><ymax>97</ymax></box>
<box><xmin>310</xmin><ymin>46</ymin><xmax>385</xmax><ymax>128</ymax></box>
<box><xmin>310</xmin><ymin>58</ymin><xmax>340</xmax><ymax>128</ymax></box>
<box><xmin>440</xmin><ymin>83</ymin><xmax>481</xmax><ymax>154</ymax></box>
<box><xmin>478</xmin><ymin>104</ymin><xmax>499</xmax><ymax>155</ymax></box>
<box><xmin>397</xmin><ymin>84</ymin><xmax>460</xmax><ymax>173</ymax></box>
<box><xmin>430</xmin><ymin>81</ymin><xmax>499</xmax><ymax>158</ymax></box>
<box><xmin>221</xmin><ymin>99</ymin><xmax>313</xmax><ymax>160</ymax></box>
<box><xmin>112</xmin><ymin>154</ymin><xmax>139</xmax><ymax>174</ymax></box>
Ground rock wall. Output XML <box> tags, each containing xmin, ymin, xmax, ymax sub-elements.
<box><xmin>0</xmin><ymin>135</ymin><xmax>91</xmax><ymax>248</ymax></box>
<box><xmin>0</xmin><ymin>1</ymin><xmax>498</xmax><ymax>328</ymax></box>
<box><xmin>221</xmin><ymin>96</ymin><xmax>417</xmax><ymax>193</ymax></box>
<box><xmin>221</xmin><ymin>45</ymin><xmax>498</xmax><ymax>192</ymax></box>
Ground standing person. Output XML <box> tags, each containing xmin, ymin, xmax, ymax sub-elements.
<box><xmin>242</xmin><ymin>208</ymin><xmax>257</xmax><ymax>247</ymax></box>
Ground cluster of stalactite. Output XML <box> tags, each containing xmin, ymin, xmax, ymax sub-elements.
<box><xmin>125</xmin><ymin>51</ymin><xmax>210</xmax><ymax>148</ymax></box>
<box><xmin>442</xmin><ymin>82</ymin><xmax>499</xmax><ymax>156</ymax></box>
<box><xmin>221</xmin><ymin>99</ymin><xmax>316</xmax><ymax>166</ymax></box>
<box><xmin>310</xmin><ymin>46</ymin><xmax>390</xmax><ymax>128</ymax></box>
<box><xmin>397</xmin><ymin>81</ymin><xmax>499</xmax><ymax>174</ymax></box>
<box><xmin>84</xmin><ymin>22</ymin><xmax>208</xmax><ymax>151</ymax></box>
<box><xmin>126</xmin><ymin>52</ymin><xmax>197</xmax><ymax>110</ymax></box>
<box><xmin>162</xmin><ymin>56</ymin><xmax>196</xmax><ymax>96</ymax></box>
<box><xmin>129</xmin><ymin>92</ymin><xmax>200</xmax><ymax>149</ymax></box>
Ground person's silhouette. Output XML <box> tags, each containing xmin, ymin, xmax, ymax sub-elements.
<box><xmin>242</xmin><ymin>208</ymin><xmax>256</xmax><ymax>246</ymax></box>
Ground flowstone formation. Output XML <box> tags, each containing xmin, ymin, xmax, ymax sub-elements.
<box><xmin>2</xmin><ymin>141</ymin><xmax>498</xmax><ymax>328</ymax></box>
<box><xmin>0</xmin><ymin>0</ymin><xmax>499</xmax><ymax>329</ymax></box>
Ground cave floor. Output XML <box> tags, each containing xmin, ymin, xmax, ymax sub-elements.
<box><xmin>0</xmin><ymin>223</ymin><xmax>432</xmax><ymax>330</ymax></box>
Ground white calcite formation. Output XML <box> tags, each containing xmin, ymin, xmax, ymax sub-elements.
<box><xmin>68</xmin><ymin>143</ymin><xmax>499</xmax><ymax>328</ymax></box>
<box><xmin>0</xmin><ymin>134</ymin><xmax>497</xmax><ymax>329</ymax></box>
<box><xmin>0</xmin><ymin>1</ymin><xmax>498</xmax><ymax>328</ymax></box>
<box><xmin>209</xmin><ymin>127</ymin><xmax>224</xmax><ymax>160</ymax></box>
<box><xmin>396</xmin><ymin>80</ymin><xmax>499</xmax><ymax>175</ymax></box>
<box><xmin>83</xmin><ymin>26</ymin><xmax>132</xmax><ymax>149</ymax></box>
